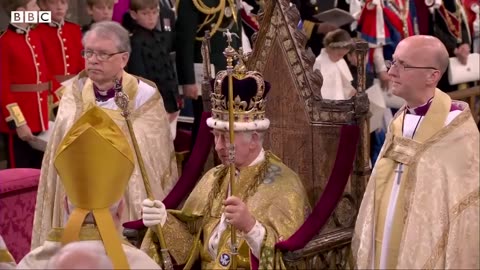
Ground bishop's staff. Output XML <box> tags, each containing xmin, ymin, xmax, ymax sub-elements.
<box><xmin>223</xmin><ymin>30</ymin><xmax>239</xmax><ymax>270</ymax></box>
<box><xmin>113</xmin><ymin>81</ymin><xmax>174</xmax><ymax>270</ymax></box>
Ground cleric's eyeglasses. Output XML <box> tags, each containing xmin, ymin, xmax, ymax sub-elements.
<box><xmin>385</xmin><ymin>59</ymin><xmax>438</xmax><ymax>71</ymax></box>
<box><xmin>81</xmin><ymin>49</ymin><xmax>126</xmax><ymax>61</ymax></box>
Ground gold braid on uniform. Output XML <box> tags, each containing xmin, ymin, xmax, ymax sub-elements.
<box><xmin>192</xmin><ymin>0</ymin><xmax>224</xmax><ymax>14</ymax></box>
<box><xmin>191</xmin><ymin>0</ymin><xmax>236</xmax><ymax>41</ymax></box>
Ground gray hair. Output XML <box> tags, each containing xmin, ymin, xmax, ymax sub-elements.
<box><xmin>242</xmin><ymin>131</ymin><xmax>265</xmax><ymax>145</ymax></box>
<box><xmin>83</xmin><ymin>21</ymin><xmax>131</xmax><ymax>54</ymax></box>
<box><xmin>46</xmin><ymin>242</ymin><xmax>113</xmax><ymax>269</ymax></box>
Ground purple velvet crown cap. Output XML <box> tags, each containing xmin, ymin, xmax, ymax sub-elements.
<box><xmin>209</xmin><ymin>76</ymin><xmax>271</xmax><ymax>104</ymax></box>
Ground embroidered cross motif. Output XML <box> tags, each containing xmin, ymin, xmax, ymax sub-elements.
<box><xmin>394</xmin><ymin>164</ymin><xmax>404</xmax><ymax>185</ymax></box>
<box><xmin>219</xmin><ymin>253</ymin><xmax>231</xmax><ymax>267</ymax></box>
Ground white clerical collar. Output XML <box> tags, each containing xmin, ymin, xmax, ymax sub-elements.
<box><xmin>406</xmin><ymin>96</ymin><xmax>434</xmax><ymax>115</ymax></box>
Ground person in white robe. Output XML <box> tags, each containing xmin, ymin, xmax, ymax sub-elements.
<box><xmin>19</xmin><ymin>106</ymin><xmax>161</xmax><ymax>269</ymax></box>
<box><xmin>32</xmin><ymin>21</ymin><xmax>178</xmax><ymax>249</ymax></box>
<box><xmin>313</xmin><ymin>29</ymin><xmax>356</xmax><ymax>100</ymax></box>
<box><xmin>352</xmin><ymin>35</ymin><xmax>479</xmax><ymax>269</ymax></box>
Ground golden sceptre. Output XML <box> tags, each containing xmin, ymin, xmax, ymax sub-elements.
<box><xmin>113</xmin><ymin>80</ymin><xmax>173</xmax><ymax>270</ymax></box>
<box><xmin>223</xmin><ymin>29</ymin><xmax>238</xmax><ymax>270</ymax></box>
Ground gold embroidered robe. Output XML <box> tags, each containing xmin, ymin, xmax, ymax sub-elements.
<box><xmin>352</xmin><ymin>90</ymin><xmax>480</xmax><ymax>269</ymax></box>
<box><xmin>19</xmin><ymin>226</ymin><xmax>161</xmax><ymax>269</ymax></box>
<box><xmin>31</xmin><ymin>71</ymin><xmax>178</xmax><ymax>249</ymax></box>
<box><xmin>141</xmin><ymin>153</ymin><xmax>310</xmax><ymax>269</ymax></box>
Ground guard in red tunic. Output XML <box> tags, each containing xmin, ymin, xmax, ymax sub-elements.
<box><xmin>37</xmin><ymin>0</ymin><xmax>84</xmax><ymax>83</ymax></box>
<box><xmin>0</xmin><ymin>22</ymin><xmax>61</xmax><ymax>169</ymax></box>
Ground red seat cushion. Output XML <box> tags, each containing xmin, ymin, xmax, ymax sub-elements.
<box><xmin>0</xmin><ymin>168</ymin><xmax>40</xmax><ymax>262</ymax></box>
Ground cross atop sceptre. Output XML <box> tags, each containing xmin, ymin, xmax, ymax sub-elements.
<box><xmin>223</xmin><ymin>29</ymin><xmax>239</xmax><ymax>48</ymax></box>
<box><xmin>223</xmin><ymin>30</ymin><xmax>238</xmax><ymax>70</ymax></box>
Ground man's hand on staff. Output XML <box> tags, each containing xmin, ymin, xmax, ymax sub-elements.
<box><xmin>142</xmin><ymin>199</ymin><xmax>167</xmax><ymax>230</ymax></box>
<box><xmin>223</xmin><ymin>196</ymin><xmax>256</xmax><ymax>233</ymax></box>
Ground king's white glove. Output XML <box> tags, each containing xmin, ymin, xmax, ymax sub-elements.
<box><xmin>142</xmin><ymin>199</ymin><xmax>167</xmax><ymax>227</ymax></box>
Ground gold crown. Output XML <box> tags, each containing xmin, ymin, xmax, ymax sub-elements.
<box><xmin>207</xmin><ymin>47</ymin><xmax>271</xmax><ymax>131</ymax></box>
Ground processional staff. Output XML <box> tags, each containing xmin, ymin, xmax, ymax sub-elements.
<box><xmin>113</xmin><ymin>80</ymin><xmax>174</xmax><ymax>270</ymax></box>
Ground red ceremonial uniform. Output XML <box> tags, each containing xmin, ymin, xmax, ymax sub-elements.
<box><xmin>358</xmin><ymin>0</ymin><xmax>417</xmax><ymax>45</ymax></box>
<box><xmin>0</xmin><ymin>24</ymin><xmax>61</xmax><ymax>167</ymax></box>
<box><xmin>462</xmin><ymin>0</ymin><xmax>478</xmax><ymax>36</ymax></box>
<box><xmin>383</xmin><ymin>0</ymin><xmax>417</xmax><ymax>38</ymax></box>
<box><xmin>35</xmin><ymin>21</ymin><xmax>84</xmax><ymax>82</ymax></box>
<box><xmin>358</xmin><ymin>0</ymin><xmax>392</xmax><ymax>45</ymax></box>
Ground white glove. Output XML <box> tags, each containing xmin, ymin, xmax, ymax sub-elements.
<box><xmin>426</xmin><ymin>0</ymin><xmax>442</xmax><ymax>13</ymax></box>
<box><xmin>142</xmin><ymin>199</ymin><xmax>167</xmax><ymax>227</ymax></box>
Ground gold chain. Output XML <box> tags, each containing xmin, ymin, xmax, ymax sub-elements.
<box><xmin>401</xmin><ymin>0</ymin><xmax>410</xmax><ymax>37</ymax></box>
<box><xmin>388</xmin><ymin>0</ymin><xmax>410</xmax><ymax>37</ymax></box>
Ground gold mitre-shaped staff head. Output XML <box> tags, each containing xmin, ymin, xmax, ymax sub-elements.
<box><xmin>206</xmin><ymin>47</ymin><xmax>271</xmax><ymax>131</ymax></box>
<box><xmin>53</xmin><ymin>106</ymin><xmax>134</xmax><ymax>269</ymax></box>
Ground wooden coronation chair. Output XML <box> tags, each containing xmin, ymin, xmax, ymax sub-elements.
<box><xmin>124</xmin><ymin>1</ymin><xmax>371</xmax><ymax>268</ymax></box>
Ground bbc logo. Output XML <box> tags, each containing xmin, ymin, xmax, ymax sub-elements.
<box><xmin>11</xmin><ymin>11</ymin><xmax>52</xmax><ymax>23</ymax></box>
